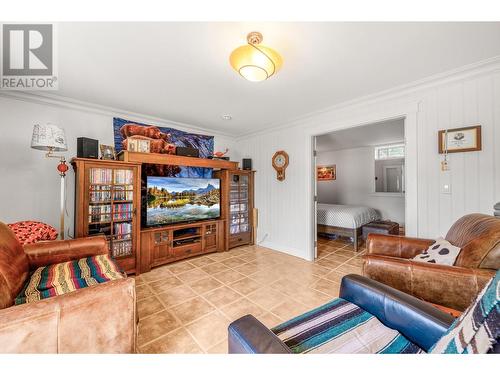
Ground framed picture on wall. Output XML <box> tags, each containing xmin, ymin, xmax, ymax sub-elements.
<box><xmin>438</xmin><ymin>125</ymin><xmax>482</xmax><ymax>153</ymax></box>
<box><xmin>317</xmin><ymin>165</ymin><xmax>336</xmax><ymax>181</ymax></box>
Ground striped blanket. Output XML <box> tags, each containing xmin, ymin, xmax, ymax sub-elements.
<box><xmin>271</xmin><ymin>298</ymin><xmax>422</xmax><ymax>354</ymax></box>
<box><xmin>430</xmin><ymin>270</ymin><xmax>499</xmax><ymax>354</ymax></box>
<box><xmin>15</xmin><ymin>254</ymin><xmax>124</xmax><ymax>305</ymax></box>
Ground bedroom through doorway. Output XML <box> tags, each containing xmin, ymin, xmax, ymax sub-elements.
<box><xmin>313</xmin><ymin>118</ymin><xmax>406</xmax><ymax>258</ymax></box>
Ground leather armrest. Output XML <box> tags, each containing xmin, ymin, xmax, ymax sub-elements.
<box><xmin>228</xmin><ymin>314</ymin><xmax>291</xmax><ymax>354</ymax></box>
<box><xmin>363</xmin><ymin>255</ymin><xmax>495</xmax><ymax>311</ymax></box>
<box><xmin>367</xmin><ymin>233</ymin><xmax>434</xmax><ymax>258</ymax></box>
<box><xmin>339</xmin><ymin>274</ymin><xmax>454</xmax><ymax>352</ymax></box>
<box><xmin>24</xmin><ymin>236</ymin><xmax>109</xmax><ymax>269</ymax></box>
<box><xmin>0</xmin><ymin>278</ymin><xmax>136</xmax><ymax>353</ymax></box>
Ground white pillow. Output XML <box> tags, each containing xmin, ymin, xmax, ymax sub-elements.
<box><xmin>412</xmin><ymin>237</ymin><xmax>461</xmax><ymax>266</ymax></box>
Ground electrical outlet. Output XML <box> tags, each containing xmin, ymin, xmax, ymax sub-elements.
<box><xmin>441</xmin><ymin>170</ymin><xmax>452</xmax><ymax>194</ymax></box>
<box><xmin>442</xmin><ymin>183</ymin><xmax>452</xmax><ymax>194</ymax></box>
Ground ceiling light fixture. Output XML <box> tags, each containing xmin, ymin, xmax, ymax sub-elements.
<box><xmin>229</xmin><ymin>32</ymin><xmax>283</xmax><ymax>82</ymax></box>
<box><xmin>221</xmin><ymin>114</ymin><xmax>232</xmax><ymax>120</ymax></box>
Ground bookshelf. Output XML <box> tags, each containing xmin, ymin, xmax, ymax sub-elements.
<box><xmin>73</xmin><ymin>153</ymin><xmax>248</xmax><ymax>275</ymax></box>
<box><xmin>72</xmin><ymin>158</ymin><xmax>141</xmax><ymax>274</ymax></box>
<box><xmin>215</xmin><ymin>169</ymin><xmax>255</xmax><ymax>249</ymax></box>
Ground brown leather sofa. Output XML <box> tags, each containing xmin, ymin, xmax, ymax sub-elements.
<box><xmin>363</xmin><ymin>214</ymin><xmax>500</xmax><ymax>311</ymax></box>
<box><xmin>0</xmin><ymin>222</ymin><xmax>137</xmax><ymax>353</ymax></box>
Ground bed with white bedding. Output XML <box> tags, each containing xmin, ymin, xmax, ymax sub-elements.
<box><xmin>317</xmin><ymin>204</ymin><xmax>381</xmax><ymax>251</ymax></box>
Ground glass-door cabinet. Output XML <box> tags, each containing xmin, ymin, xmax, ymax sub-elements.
<box><xmin>72</xmin><ymin>158</ymin><xmax>141</xmax><ymax>274</ymax></box>
<box><xmin>226</xmin><ymin>170</ymin><xmax>254</xmax><ymax>249</ymax></box>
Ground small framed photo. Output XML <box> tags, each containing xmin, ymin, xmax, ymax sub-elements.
<box><xmin>127</xmin><ymin>138</ymin><xmax>138</xmax><ymax>152</ymax></box>
<box><xmin>317</xmin><ymin>165</ymin><xmax>336</xmax><ymax>181</ymax></box>
<box><xmin>100</xmin><ymin>144</ymin><xmax>116</xmax><ymax>160</ymax></box>
<box><xmin>438</xmin><ymin>125</ymin><xmax>482</xmax><ymax>154</ymax></box>
<box><xmin>126</xmin><ymin>136</ymin><xmax>151</xmax><ymax>153</ymax></box>
<box><xmin>137</xmin><ymin>139</ymin><xmax>151</xmax><ymax>153</ymax></box>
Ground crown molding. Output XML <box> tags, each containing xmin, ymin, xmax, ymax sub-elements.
<box><xmin>1</xmin><ymin>55</ymin><xmax>499</xmax><ymax>143</ymax></box>
<box><xmin>235</xmin><ymin>55</ymin><xmax>500</xmax><ymax>141</ymax></box>
<box><xmin>0</xmin><ymin>91</ymin><xmax>236</xmax><ymax>140</ymax></box>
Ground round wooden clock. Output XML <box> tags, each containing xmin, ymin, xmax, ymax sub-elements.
<box><xmin>272</xmin><ymin>150</ymin><xmax>289</xmax><ymax>181</ymax></box>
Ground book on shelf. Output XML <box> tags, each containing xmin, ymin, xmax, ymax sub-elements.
<box><xmin>89</xmin><ymin>204</ymin><xmax>112</xmax><ymax>223</ymax></box>
<box><xmin>114</xmin><ymin>222</ymin><xmax>132</xmax><ymax>239</ymax></box>
<box><xmin>89</xmin><ymin>168</ymin><xmax>133</xmax><ymax>185</ymax></box>
<box><xmin>89</xmin><ymin>168</ymin><xmax>112</xmax><ymax>184</ymax></box>
<box><xmin>113</xmin><ymin>186</ymin><xmax>133</xmax><ymax>201</ymax></box>
<box><xmin>112</xmin><ymin>240</ymin><xmax>132</xmax><ymax>258</ymax></box>
<box><xmin>113</xmin><ymin>203</ymin><xmax>133</xmax><ymax>220</ymax></box>
<box><xmin>90</xmin><ymin>185</ymin><xmax>112</xmax><ymax>202</ymax></box>
<box><xmin>114</xmin><ymin>169</ymin><xmax>133</xmax><ymax>184</ymax></box>
<box><xmin>230</xmin><ymin>203</ymin><xmax>247</xmax><ymax>212</ymax></box>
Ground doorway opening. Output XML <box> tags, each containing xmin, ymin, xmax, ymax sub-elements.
<box><xmin>313</xmin><ymin>118</ymin><xmax>406</xmax><ymax>258</ymax></box>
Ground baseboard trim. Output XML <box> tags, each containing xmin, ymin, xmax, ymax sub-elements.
<box><xmin>258</xmin><ymin>240</ymin><xmax>312</xmax><ymax>261</ymax></box>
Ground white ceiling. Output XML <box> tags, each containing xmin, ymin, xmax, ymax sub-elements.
<box><xmin>316</xmin><ymin>118</ymin><xmax>404</xmax><ymax>152</ymax></box>
<box><xmin>56</xmin><ymin>22</ymin><xmax>500</xmax><ymax>136</ymax></box>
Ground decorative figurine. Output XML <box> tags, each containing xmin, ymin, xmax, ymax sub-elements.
<box><xmin>213</xmin><ymin>148</ymin><xmax>229</xmax><ymax>158</ymax></box>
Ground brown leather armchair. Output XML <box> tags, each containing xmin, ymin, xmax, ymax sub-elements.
<box><xmin>0</xmin><ymin>222</ymin><xmax>137</xmax><ymax>353</ymax></box>
<box><xmin>363</xmin><ymin>214</ymin><xmax>499</xmax><ymax>311</ymax></box>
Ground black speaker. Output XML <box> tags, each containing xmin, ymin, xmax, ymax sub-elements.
<box><xmin>77</xmin><ymin>137</ymin><xmax>98</xmax><ymax>159</ymax></box>
<box><xmin>242</xmin><ymin>158</ymin><xmax>252</xmax><ymax>170</ymax></box>
<box><xmin>175</xmin><ymin>146</ymin><xmax>199</xmax><ymax>157</ymax></box>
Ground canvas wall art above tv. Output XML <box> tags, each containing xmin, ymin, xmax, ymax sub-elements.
<box><xmin>146</xmin><ymin>177</ymin><xmax>221</xmax><ymax>226</ymax></box>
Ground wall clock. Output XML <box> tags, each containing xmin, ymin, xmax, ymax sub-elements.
<box><xmin>272</xmin><ymin>150</ymin><xmax>289</xmax><ymax>181</ymax></box>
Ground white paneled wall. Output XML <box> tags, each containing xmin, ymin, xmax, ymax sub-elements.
<box><xmin>417</xmin><ymin>74</ymin><xmax>500</xmax><ymax>237</ymax></box>
<box><xmin>239</xmin><ymin>126</ymin><xmax>310</xmax><ymax>258</ymax></box>
<box><xmin>237</xmin><ymin>63</ymin><xmax>500</xmax><ymax>260</ymax></box>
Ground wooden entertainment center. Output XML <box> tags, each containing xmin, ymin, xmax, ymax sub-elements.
<box><xmin>72</xmin><ymin>151</ymin><xmax>254</xmax><ymax>275</ymax></box>
<box><xmin>140</xmin><ymin>220</ymin><xmax>224</xmax><ymax>273</ymax></box>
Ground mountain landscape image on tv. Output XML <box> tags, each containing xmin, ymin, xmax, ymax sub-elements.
<box><xmin>146</xmin><ymin>177</ymin><xmax>220</xmax><ymax>226</ymax></box>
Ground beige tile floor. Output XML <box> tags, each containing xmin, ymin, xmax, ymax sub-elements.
<box><xmin>134</xmin><ymin>237</ymin><xmax>365</xmax><ymax>354</ymax></box>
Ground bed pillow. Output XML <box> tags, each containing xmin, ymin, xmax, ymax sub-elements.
<box><xmin>412</xmin><ymin>237</ymin><xmax>461</xmax><ymax>266</ymax></box>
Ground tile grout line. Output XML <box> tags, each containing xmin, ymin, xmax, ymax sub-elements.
<box><xmin>136</xmin><ymin>244</ymin><xmax>364</xmax><ymax>353</ymax></box>
<box><xmin>140</xmin><ymin>254</ymin><xmax>266</xmax><ymax>351</ymax></box>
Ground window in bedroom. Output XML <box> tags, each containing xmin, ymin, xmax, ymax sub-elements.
<box><xmin>374</xmin><ymin>143</ymin><xmax>405</xmax><ymax>160</ymax></box>
<box><xmin>374</xmin><ymin>143</ymin><xmax>405</xmax><ymax>194</ymax></box>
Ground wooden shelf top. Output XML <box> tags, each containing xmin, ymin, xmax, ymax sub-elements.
<box><xmin>117</xmin><ymin>151</ymin><xmax>239</xmax><ymax>170</ymax></box>
<box><xmin>71</xmin><ymin>157</ymin><xmax>141</xmax><ymax>166</ymax></box>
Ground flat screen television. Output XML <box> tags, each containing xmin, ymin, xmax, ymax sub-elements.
<box><xmin>146</xmin><ymin>177</ymin><xmax>221</xmax><ymax>226</ymax></box>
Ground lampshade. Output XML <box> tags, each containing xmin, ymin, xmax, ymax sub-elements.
<box><xmin>31</xmin><ymin>123</ymin><xmax>68</xmax><ymax>152</ymax></box>
<box><xmin>229</xmin><ymin>32</ymin><xmax>283</xmax><ymax>82</ymax></box>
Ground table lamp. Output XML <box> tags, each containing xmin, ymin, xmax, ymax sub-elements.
<box><xmin>31</xmin><ymin>123</ymin><xmax>69</xmax><ymax>239</ymax></box>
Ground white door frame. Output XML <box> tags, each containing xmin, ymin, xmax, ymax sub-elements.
<box><xmin>306</xmin><ymin>102</ymin><xmax>419</xmax><ymax>261</ymax></box>
<box><xmin>312</xmin><ymin>136</ymin><xmax>318</xmax><ymax>259</ymax></box>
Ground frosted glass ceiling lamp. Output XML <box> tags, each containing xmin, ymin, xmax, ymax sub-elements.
<box><xmin>229</xmin><ymin>32</ymin><xmax>283</xmax><ymax>82</ymax></box>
